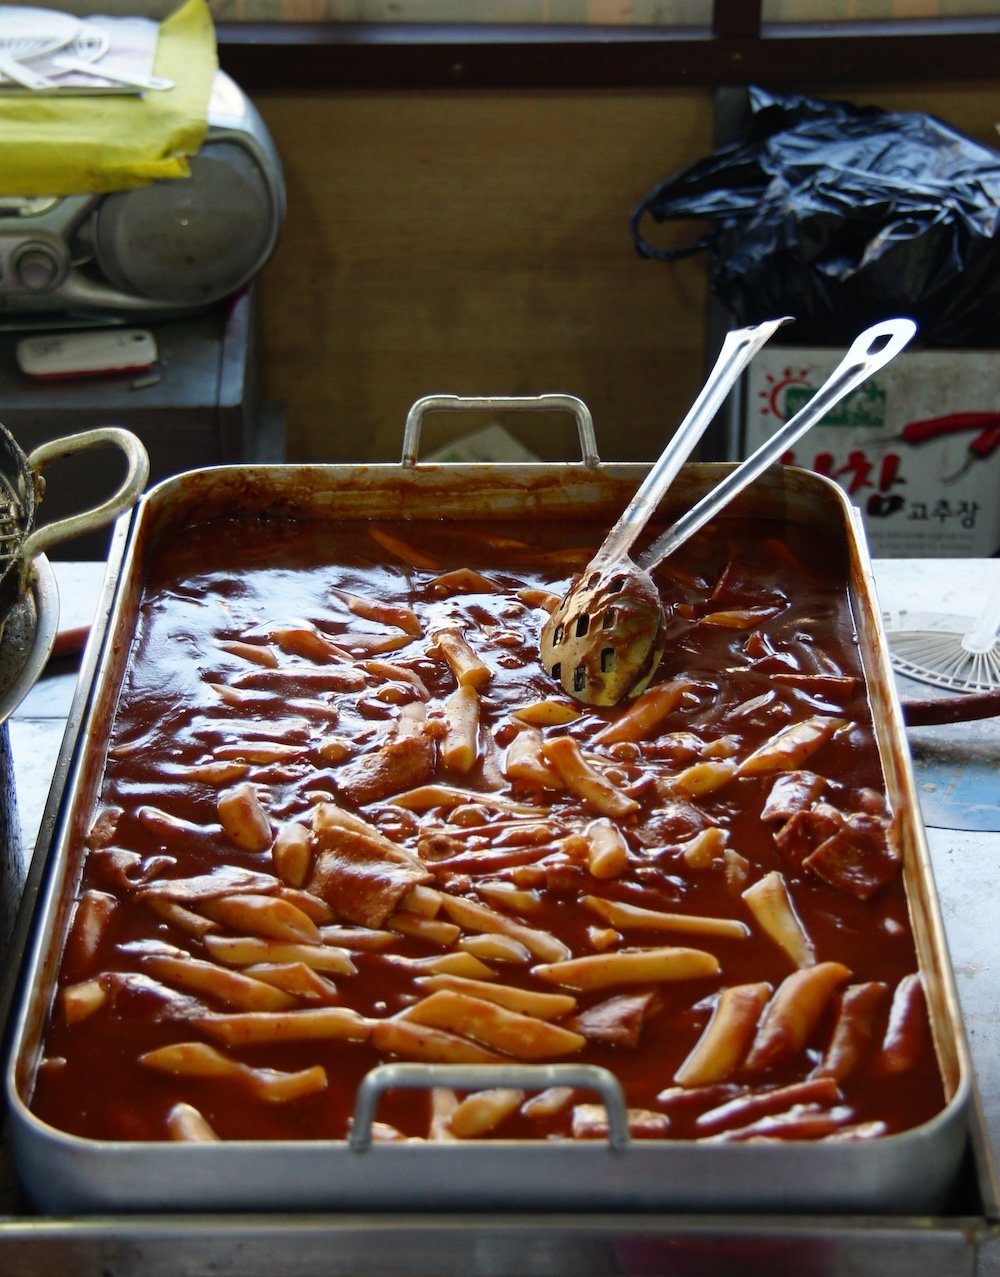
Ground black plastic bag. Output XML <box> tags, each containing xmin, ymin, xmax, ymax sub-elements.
<box><xmin>631</xmin><ymin>86</ymin><xmax>1000</xmax><ymax>347</ymax></box>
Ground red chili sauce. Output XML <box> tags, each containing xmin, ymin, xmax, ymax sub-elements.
<box><xmin>29</xmin><ymin>513</ymin><xmax>944</xmax><ymax>1145</ymax></box>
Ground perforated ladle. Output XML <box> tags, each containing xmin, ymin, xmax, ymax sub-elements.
<box><xmin>540</xmin><ymin>316</ymin><xmax>917</xmax><ymax>705</ymax></box>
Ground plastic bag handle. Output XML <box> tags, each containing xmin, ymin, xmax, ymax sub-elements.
<box><xmin>629</xmin><ymin>184</ymin><xmax>720</xmax><ymax>263</ymax></box>
<box><xmin>631</xmin><ymin>215</ymin><xmax>717</xmax><ymax>263</ymax></box>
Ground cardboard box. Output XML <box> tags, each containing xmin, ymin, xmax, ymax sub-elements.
<box><xmin>743</xmin><ymin>348</ymin><xmax>1000</xmax><ymax>557</ymax></box>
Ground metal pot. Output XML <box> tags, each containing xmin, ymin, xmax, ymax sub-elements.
<box><xmin>0</xmin><ymin>424</ymin><xmax>148</xmax><ymax>633</ymax></box>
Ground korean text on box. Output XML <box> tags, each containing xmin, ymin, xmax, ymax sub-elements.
<box><xmin>743</xmin><ymin>348</ymin><xmax>1000</xmax><ymax>557</ymax></box>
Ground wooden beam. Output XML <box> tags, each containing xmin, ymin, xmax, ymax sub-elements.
<box><xmin>217</xmin><ymin>18</ymin><xmax>1000</xmax><ymax>93</ymax></box>
<box><xmin>713</xmin><ymin>0</ymin><xmax>762</xmax><ymax>40</ymax></box>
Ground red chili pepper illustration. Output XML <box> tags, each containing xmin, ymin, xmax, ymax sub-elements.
<box><xmin>943</xmin><ymin>421</ymin><xmax>1000</xmax><ymax>482</ymax></box>
<box><xmin>896</xmin><ymin>411</ymin><xmax>1000</xmax><ymax>444</ymax></box>
<box><xmin>883</xmin><ymin>412</ymin><xmax>1000</xmax><ymax>482</ymax></box>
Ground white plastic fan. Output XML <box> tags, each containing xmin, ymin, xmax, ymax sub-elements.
<box><xmin>23</xmin><ymin>21</ymin><xmax>108</xmax><ymax>82</ymax></box>
<box><xmin>0</xmin><ymin>6</ymin><xmax>80</xmax><ymax>88</ymax></box>
<box><xmin>888</xmin><ymin>576</ymin><xmax>1000</xmax><ymax>693</ymax></box>
<box><xmin>49</xmin><ymin>21</ymin><xmax>109</xmax><ymax>67</ymax></box>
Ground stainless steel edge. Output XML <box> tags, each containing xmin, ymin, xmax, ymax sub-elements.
<box><xmin>0</xmin><ymin>1211</ymin><xmax>995</xmax><ymax>1277</ymax></box>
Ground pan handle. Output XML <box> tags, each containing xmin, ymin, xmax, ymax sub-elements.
<box><xmin>20</xmin><ymin>427</ymin><xmax>149</xmax><ymax>564</ymax></box>
<box><xmin>401</xmin><ymin>394</ymin><xmax>600</xmax><ymax>469</ymax></box>
<box><xmin>348</xmin><ymin>1061</ymin><xmax>630</xmax><ymax>1152</ymax></box>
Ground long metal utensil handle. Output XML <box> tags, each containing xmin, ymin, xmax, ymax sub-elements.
<box><xmin>587</xmin><ymin>315</ymin><xmax>792</xmax><ymax>571</ymax></box>
<box><xmin>637</xmin><ymin>317</ymin><xmax>917</xmax><ymax>571</ymax></box>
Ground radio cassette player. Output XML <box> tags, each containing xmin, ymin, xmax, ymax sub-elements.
<box><xmin>0</xmin><ymin>72</ymin><xmax>285</xmax><ymax>319</ymax></box>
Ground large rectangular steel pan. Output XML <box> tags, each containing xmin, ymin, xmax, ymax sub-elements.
<box><xmin>4</xmin><ymin>398</ymin><xmax>972</xmax><ymax>1215</ymax></box>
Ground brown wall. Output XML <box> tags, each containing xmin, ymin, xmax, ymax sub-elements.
<box><xmin>251</xmin><ymin>83</ymin><xmax>998</xmax><ymax>466</ymax></box>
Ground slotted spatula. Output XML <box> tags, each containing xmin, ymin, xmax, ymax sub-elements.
<box><xmin>540</xmin><ymin>317</ymin><xmax>917</xmax><ymax>705</ymax></box>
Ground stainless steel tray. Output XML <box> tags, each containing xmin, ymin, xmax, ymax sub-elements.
<box><xmin>1</xmin><ymin>398</ymin><xmax>979</xmax><ymax>1225</ymax></box>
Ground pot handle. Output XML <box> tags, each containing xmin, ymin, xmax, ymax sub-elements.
<box><xmin>348</xmin><ymin>1061</ymin><xmax>630</xmax><ymax>1152</ymax></box>
<box><xmin>401</xmin><ymin>394</ymin><xmax>600</xmax><ymax>469</ymax></box>
<box><xmin>21</xmin><ymin>427</ymin><xmax>150</xmax><ymax>564</ymax></box>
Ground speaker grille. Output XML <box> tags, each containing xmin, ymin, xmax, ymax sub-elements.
<box><xmin>93</xmin><ymin>140</ymin><xmax>277</xmax><ymax>305</ymax></box>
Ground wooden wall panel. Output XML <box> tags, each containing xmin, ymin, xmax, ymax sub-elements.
<box><xmin>251</xmin><ymin>83</ymin><xmax>998</xmax><ymax>465</ymax></box>
<box><xmin>252</xmin><ymin>89</ymin><xmax>714</xmax><ymax>465</ymax></box>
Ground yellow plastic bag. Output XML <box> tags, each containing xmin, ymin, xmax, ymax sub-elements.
<box><xmin>0</xmin><ymin>0</ymin><xmax>217</xmax><ymax>196</ymax></box>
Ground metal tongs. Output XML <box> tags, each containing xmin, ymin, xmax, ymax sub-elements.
<box><xmin>540</xmin><ymin>317</ymin><xmax>918</xmax><ymax>706</ymax></box>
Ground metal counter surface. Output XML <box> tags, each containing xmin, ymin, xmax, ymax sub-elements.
<box><xmin>0</xmin><ymin>556</ymin><xmax>997</xmax><ymax>1275</ymax></box>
